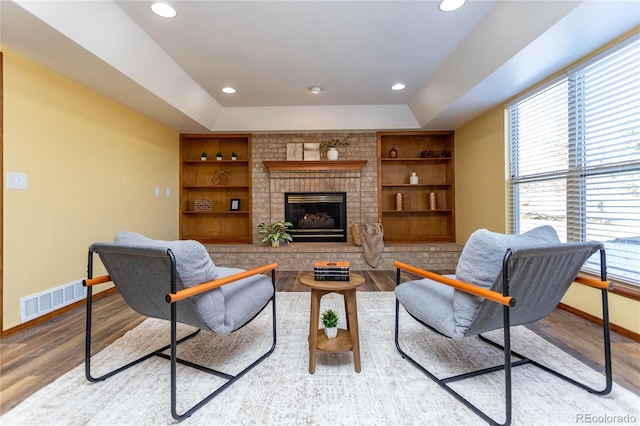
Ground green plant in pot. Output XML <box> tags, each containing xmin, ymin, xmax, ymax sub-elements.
<box><xmin>200</xmin><ymin>152</ymin><xmax>208</xmax><ymax>161</ymax></box>
<box><xmin>321</xmin><ymin>309</ymin><xmax>339</xmax><ymax>338</ymax></box>
<box><xmin>231</xmin><ymin>151</ymin><xmax>238</xmax><ymax>160</ymax></box>
<box><xmin>216</xmin><ymin>151</ymin><xmax>223</xmax><ymax>160</ymax></box>
<box><xmin>258</xmin><ymin>221</ymin><xmax>293</xmax><ymax>247</ymax></box>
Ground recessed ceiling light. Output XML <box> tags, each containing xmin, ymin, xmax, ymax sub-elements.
<box><xmin>221</xmin><ymin>87</ymin><xmax>236</xmax><ymax>94</ymax></box>
<box><xmin>151</xmin><ymin>2</ymin><xmax>176</xmax><ymax>18</ymax></box>
<box><xmin>391</xmin><ymin>83</ymin><xmax>406</xmax><ymax>91</ymax></box>
<box><xmin>439</xmin><ymin>0</ymin><xmax>465</xmax><ymax>12</ymax></box>
<box><xmin>308</xmin><ymin>86</ymin><xmax>323</xmax><ymax>94</ymax></box>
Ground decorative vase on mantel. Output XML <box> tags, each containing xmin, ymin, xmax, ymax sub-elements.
<box><xmin>327</xmin><ymin>147</ymin><xmax>339</xmax><ymax>161</ymax></box>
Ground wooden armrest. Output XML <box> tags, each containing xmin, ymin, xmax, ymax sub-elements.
<box><xmin>575</xmin><ymin>274</ymin><xmax>614</xmax><ymax>291</ymax></box>
<box><xmin>166</xmin><ymin>262</ymin><xmax>278</xmax><ymax>304</ymax></box>
<box><xmin>394</xmin><ymin>261</ymin><xmax>515</xmax><ymax>307</ymax></box>
<box><xmin>83</xmin><ymin>275</ymin><xmax>112</xmax><ymax>287</ymax></box>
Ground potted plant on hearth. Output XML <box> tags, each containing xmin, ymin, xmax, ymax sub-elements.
<box><xmin>216</xmin><ymin>151</ymin><xmax>223</xmax><ymax>160</ymax></box>
<box><xmin>258</xmin><ymin>221</ymin><xmax>293</xmax><ymax>247</ymax></box>
<box><xmin>319</xmin><ymin>136</ymin><xmax>350</xmax><ymax>161</ymax></box>
<box><xmin>321</xmin><ymin>309</ymin><xmax>339</xmax><ymax>338</ymax></box>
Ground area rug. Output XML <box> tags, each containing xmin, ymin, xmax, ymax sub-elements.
<box><xmin>2</xmin><ymin>293</ymin><xmax>638</xmax><ymax>425</ymax></box>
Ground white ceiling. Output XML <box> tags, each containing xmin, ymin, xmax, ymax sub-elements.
<box><xmin>1</xmin><ymin>1</ymin><xmax>639</xmax><ymax>133</ymax></box>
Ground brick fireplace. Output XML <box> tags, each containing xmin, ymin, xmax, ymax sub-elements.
<box><xmin>205</xmin><ymin>132</ymin><xmax>462</xmax><ymax>271</ymax></box>
<box><xmin>251</xmin><ymin>132</ymin><xmax>379</xmax><ymax>244</ymax></box>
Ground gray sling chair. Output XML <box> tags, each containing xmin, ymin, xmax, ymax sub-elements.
<box><xmin>83</xmin><ymin>232</ymin><xmax>278</xmax><ymax>421</ymax></box>
<box><xmin>394</xmin><ymin>226</ymin><xmax>614</xmax><ymax>426</ymax></box>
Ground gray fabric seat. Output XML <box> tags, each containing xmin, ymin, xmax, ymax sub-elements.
<box><xmin>103</xmin><ymin>231</ymin><xmax>274</xmax><ymax>334</ymax></box>
<box><xmin>394</xmin><ymin>226</ymin><xmax>614</xmax><ymax>425</ymax></box>
<box><xmin>84</xmin><ymin>231</ymin><xmax>278</xmax><ymax>421</ymax></box>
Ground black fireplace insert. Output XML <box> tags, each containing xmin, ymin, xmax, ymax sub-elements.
<box><xmin>284</xmin><ymin>192</ymin><xmax>347</xmax><ymax>242</ymax></box>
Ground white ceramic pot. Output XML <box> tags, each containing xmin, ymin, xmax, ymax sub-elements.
<box><xmin>324</xmin><ymin>327</ymin><xmax>338</xmax><ymax>338</ymax></box>
<box><xmin>271</xmin><ymin>240</ymin><xmax>280</xmax><ymax>248</ymax></box>
<box><xmin>201</xmin><ymin>156</ymin><xmax>207</xmax><ymax>161</ymax></box>
<box><xmin>327</xmin><ymin>147</ymin><xmax>339</xmax><ymax>161</ymax></box>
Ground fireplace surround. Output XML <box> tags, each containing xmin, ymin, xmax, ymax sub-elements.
<box><xmin>285</xmin><ymin>192</ymin><xmax>347</xmax><ymax>242</ymax></box>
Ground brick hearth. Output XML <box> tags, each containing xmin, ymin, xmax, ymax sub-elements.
<box><xmin>206</xmin><ymin>242</ymin><xmax>462</xmax><ymax>272</ymax></box>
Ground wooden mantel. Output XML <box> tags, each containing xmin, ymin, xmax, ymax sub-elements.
<box><xmin>262</xmin><ymin>160</ymin><xmax>367</xmax><ymax>172</ymax></box>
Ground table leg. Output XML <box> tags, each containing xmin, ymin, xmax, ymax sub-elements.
<box><xmin>343</xmin><ymin>293</ymin><xmax>350</xmax><ymax>331</ymax></box>
<box><xmin>308</xmin><ymin>289</ymin><xmax>322</xmax><ymax>374</ymax></box>
<box><xmin>344</xmin><ymin>289</ymin><xmax>361</xmax><ymax>373</ymax></box>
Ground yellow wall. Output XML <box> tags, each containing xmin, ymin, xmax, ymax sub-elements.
<box><xmin>454</xmin><ymin>28</ymin><xmax>640</xmax><ymax>335</ymax></box>
<box><xmin>454</xmin><ymin>106</ymin><xmax>507</xmax><ymax>240</ymax></box>
<box><xmin>2</xmin><ymin>48</ymin><xmax>179</xmax><ymax>330</ymax></box>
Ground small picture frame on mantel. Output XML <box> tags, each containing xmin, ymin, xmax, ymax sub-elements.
<box><xmin>303</xmin><ymin>143</ymin><xmax>320</xmax><ymax>161</ymax></box>
<box><xmin>287</xmin><ymin>143</ymin><xmax>303</xmax><ymax>161</ymax></box>
<box><xmin>230</xmin><ymin>199</ymin><xmax>240</xmax><ymax>211</ymax></box>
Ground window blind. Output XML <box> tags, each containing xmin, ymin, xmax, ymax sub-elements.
<box><xmin>507</xmin><ymin>34</ymin><xmax>640</xmax><ymax>285</ymax></box>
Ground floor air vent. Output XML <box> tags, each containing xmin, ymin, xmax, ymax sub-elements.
<box><xmin>21</xmin><ymin>280</ymin><xmax>86</xmax><ymax>323</ymax></box>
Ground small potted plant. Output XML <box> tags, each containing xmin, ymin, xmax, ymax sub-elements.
<box><xmin>319</xmin><ymin>136</ymin><xmax>350</xmax><ymax>161</ymax></box>
<box><xmin>321</xmin><ymin>309</ymin><xmax>339</xmax><ymax>338</ymax></box>
<box><xmin>258</xmin><ymin>221</ymin><xmax>293</xmax><ymax>247</ymax></box>
<box><xmin>231</xmin><ymin>152</ymin><xmax>238</xmax><ymax>160</ymax></box>
<box><xmin>200</xmin><ymin>152</ymin><xmax>208</xmax><ymax>161</ymax></box>
<box><xmin>216</xmin><ymin>151</ymin><xmax>223</xmax><ymax>160</ymax></box>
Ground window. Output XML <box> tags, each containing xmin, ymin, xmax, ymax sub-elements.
<box><xmin>507</xmin><ymin>34</ymin><xmax>640</xmax><ymax>285</ymax></box>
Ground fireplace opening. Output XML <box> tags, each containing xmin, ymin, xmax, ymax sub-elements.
<box><xmin>284</xmin><ymin>192</ymin><xmax>346</xmax><ymax>243</ymax></box>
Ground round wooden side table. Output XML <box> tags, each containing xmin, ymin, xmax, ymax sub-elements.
<box><xmin>299</xmin><ymin>272</ymin><xmax>365</xmax><ymax>374</ymax></box>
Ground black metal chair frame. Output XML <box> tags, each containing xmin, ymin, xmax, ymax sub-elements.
<box><xmin>394</xmin><ymin>249</ymin><xmax>613</xmax><ymax>426</ymax></box>
<box><xmin>84</xmin><ymin>247</ymin><xmax>277</xmax><ymax>421</ymax></box>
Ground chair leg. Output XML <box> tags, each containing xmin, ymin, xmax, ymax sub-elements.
<box><xmin>395</xmin><ymin>299</ymin><xmax>513</xmax><ymax>426</ymax></box>
<box><xmin>170</xmin><ymin>276</ymin><xmax>278</xmax><ymax>421</ymax></box>
<box><xmin>478</xmin><ymin>288</ymin><xmax>613</xmax><ymax>396</ymax></box>
<box><xmin>84</xmin><ymin>285</ymin><xmax>201</xmax><ymax>383</ymax></box>
<box><xmin>396</xmin><ymin>289</ymin><xmax>613</xmax><ymax>426</ymax></box>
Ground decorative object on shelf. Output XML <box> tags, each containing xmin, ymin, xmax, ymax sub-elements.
<box><xmin>231</xmin><ymin>152</ymin><xmax>238</xmax><ymax>160</ymax></box>
<box><xmin>395</xmin><ymin>192</ymin><xmax>404</xmax><ymax>211</ymax></box>
<box><xmin>216</xmin><ymin>151</ymin><xmax>223</xmax><ymax>160</ymax></box>
<box><xmin>258</xmin><ymin>221</ymin><xmax>293</xmax><ymax>247</ymax></box>
<box><xmin>320</xmin><ymin>136</ymin><xmax>350</xmax><ymax>161</ymax></box>
<box><xmin>321</xmin><ymin>309</ymin><xmax>339</xmax><ymax>339</ymax></box>
<box><xmin>326</xmin><ymin>147</ymin><xmax>339</xmax><ymax>161</ymax></box>
<box><xmin>421</xmin><ymin>150</ymin><xmax>433</xmax><ymax>158</ymax></box>
<box><xmin>200</xmin><ymin>152</ymin><xmax>208</xmax><ymax>161</ymax></box>
<box><xmin>211</xmin><ymin>170</ymin><xmax>230</xmax><ymax>186</ymax></box>
<box><xmin>230</xmin><ymin>199</ymin><xmax>240</xmax><ymax>211</ymax></box>
<box><xmin>441</xmin><ymin>150</ymin><xmax>451</xmax><ymax>158</ymax></box>
<box><xmin>286</xmin><ymin>143</ymin><xmax>303</xmax><ymax>160</ymax></box>
<box><xmin>389</xmin><ymin>144</ymin><xmax>398</xmax><ymax>158</ymax></box>
<box><xmin>303</xmin><ymin>143</ymin><xmax>320</xmax><ymax>161</ymax></box>
<box><xmin>410</xmin><ymin>172</ymin><xmax>419</xmax><ymax>185</ymax></box>
<box><xmin>193</xmin><ymin>199</ymin><xmax>213</xmax><ymax>212</ymax></box>
<box><xmin>428</xmin><ymin>192</ymin><xmax>438</xmax><ymax>210</ymax></box>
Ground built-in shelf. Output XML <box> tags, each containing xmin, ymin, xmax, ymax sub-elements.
<box><xmin>263</xmin><ymin>160</ymin><xmax>367</xmax><ymax>172</ymax></box>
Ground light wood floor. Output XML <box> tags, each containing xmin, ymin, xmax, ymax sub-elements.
<box><xmin>1</xmin><ymin>270</ymin><xmax>638</xmax><ymax>415</ymax></box>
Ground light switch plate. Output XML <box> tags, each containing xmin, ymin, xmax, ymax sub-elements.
<box><xmin>7</xmin><ymin>172</ymin><xmax>28</xmax><ymax>190</ymax></box>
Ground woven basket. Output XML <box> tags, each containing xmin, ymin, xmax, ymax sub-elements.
<box><xmin>351</xmin><ymin>224</ymin><xmax>362</xmax><ymax>246</ymax></box>
<box><xmin>194</xmin><ymin>199</ymin><xmax>213</xmax><ymax>212</ymax></box>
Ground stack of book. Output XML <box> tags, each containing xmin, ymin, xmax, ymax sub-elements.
<box><xmin>314</xmin><ymin>261</ymin><xmax>350</xmax><ymax>281</ymax></box>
